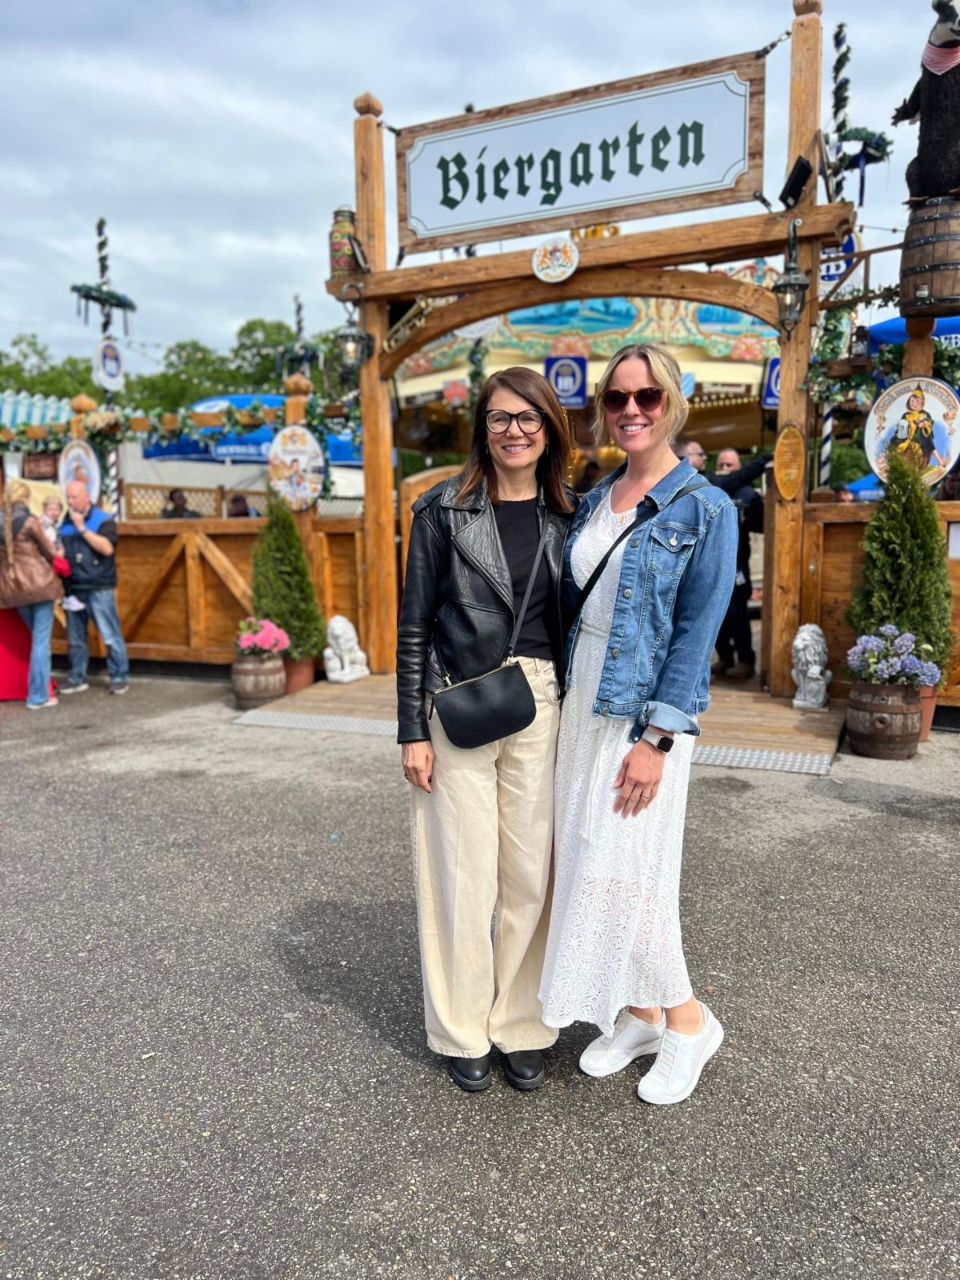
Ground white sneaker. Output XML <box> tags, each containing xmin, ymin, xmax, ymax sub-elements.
<box><xmin>579</xmin><ymin>1010</ymin><xmax>666</xmax><ymax>1078</ymax></box>
<box><xmin>636</xmin><ymin>1003</ymin><xmax>724</xmax><ymax>1105</ymax></box>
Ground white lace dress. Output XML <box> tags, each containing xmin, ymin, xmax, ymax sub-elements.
<box><xmin>539</xmin><ymin>489</ymin><xmax>695</xmax><ymax>1037</ymax></box>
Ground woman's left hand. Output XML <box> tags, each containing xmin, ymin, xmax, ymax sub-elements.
<box><xmin>613</xmin><ymin>742</ymin><xmax>666</xmax><ymax>817</ymax></box>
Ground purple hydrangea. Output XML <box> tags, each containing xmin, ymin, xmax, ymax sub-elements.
<box><xmin>893</xmin><ymin>632</ymin><xmax>916</xmax><ymax>655</ymax></box>
<box><xmin>900</xmin><ymin>654</ymin><xmax>923</xmax><ymax>678</ymax></box>
<box><xmin>859</xmin><ymin>635</ymin><xmax>885</xmax><ymax>653</ymax></box>
<box><xmin>847</xmin><ymin>645</ymin><xmax>868</xmax><ymax>671</ymax></box>
<box><xmin>878</xmin><ymin>624</ymin><xmax>899</xmax><ymax>638</ymax></box>
<box><xmin>920</xmin><ymin>661</ymin><xmax>942</xmax><ymax>686</ymax></box>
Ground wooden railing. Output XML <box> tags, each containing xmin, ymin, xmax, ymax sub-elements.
<box><xmin>123</xmin><ymin>483</ymin><xmax>264</xmax><ymax>520</ymax></box>
<box><xmin>51</xmin><ymin>514</ymin><xmax>367</xmax><ymax>665</ymax></box>
<box><xmin>800</xmin><ymin>500</ymin><xmax>960</xmax><ymax>706</ymax></box>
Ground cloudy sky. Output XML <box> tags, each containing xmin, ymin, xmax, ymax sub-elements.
<box><xmin>2</xmin><ymin>0</ymin><xmax>925</xmax><ymax>376</ymax></box>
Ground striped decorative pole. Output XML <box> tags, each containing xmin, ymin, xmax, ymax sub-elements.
<box><xmin>820</xmin><ymin>404</ymin><xmax>834</xmax><ymax>488</ymax></box>
<box><xmin>106</xmin><ymin>448</ymin><xmax>120</xmax><ymax>517</ymax></box>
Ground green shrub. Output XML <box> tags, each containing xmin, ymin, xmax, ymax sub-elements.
<box><xmin>252</xmin><ymin>494</ymin><xmax>326</xmax><ymax>661</ymax></box>
<box><xmin>848</xmin><ymin>452</ymin><xmax>954</xmax><ymax>676</ymax></box>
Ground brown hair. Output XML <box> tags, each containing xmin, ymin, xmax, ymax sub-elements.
<box><xmin>457</xmin><ymin>367</ymin><xmax>574</xmax><ymax>511</ymax></box>
<box><xmin>591</xmin><ymin>344</ymin><xmax>689</xmax><ymax>444</ymax></box>
<box><xmin>2</xmin><ymin>479</ymin><xmax>31</xmax><ymax>567</ymax></box>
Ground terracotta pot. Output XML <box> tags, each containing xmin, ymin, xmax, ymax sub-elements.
<box><xmin>918</xmin><ymin>684</ymin><xmax>938</xmax><ymax>742</ymax></box>
<box><xmin>846</xmin><ymin>681</ymin><xmax>922</xmax><ymax>760</ymax></box>
<box><xmin>283</xmin><ymin>655</ymin><xmax>316</xmax><ymax>695</ymax></box>
<box><xmin>231</xmin><ymin>651</ymin><xmax>285</xmax><ymax>710</ymax></box>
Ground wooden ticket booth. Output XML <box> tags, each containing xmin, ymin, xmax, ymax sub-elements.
<box><xmin>329</xmin><ymin>0</ymin><xmax>862</xmax><ymax>695</ymax></box>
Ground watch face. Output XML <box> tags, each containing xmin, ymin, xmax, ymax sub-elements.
<box><xmin>657</xmin><ymin>736</ymin><xmax>673</xmax><ymax>753</ymax></box>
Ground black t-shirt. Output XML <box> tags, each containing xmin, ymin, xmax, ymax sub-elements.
<box><xmin>493</xmin><ymin>497</ymin><xmax>552</xmax><ymax>660</ymax></box>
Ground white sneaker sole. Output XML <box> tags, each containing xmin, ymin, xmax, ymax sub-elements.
<box><xmin>637</xmin><ymin>1020</ymin><xmax>724</xmax><ymax>1105</ymax></box>
<box><xmin>580</xmin><ymin>1038</ymin><xmax>663</xmax><ymax>1078</ymax></box>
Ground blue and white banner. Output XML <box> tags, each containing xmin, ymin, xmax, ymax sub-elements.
<box><xmin>761</xmin><ymin>358</ymin><xmax>781</xmax><ymax>410</ymax></box>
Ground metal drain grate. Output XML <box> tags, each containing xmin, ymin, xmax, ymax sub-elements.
<box><xmin>692</xmin><ymin>744</ymin><xmax>833</xmax><ymax>775</ymax></box>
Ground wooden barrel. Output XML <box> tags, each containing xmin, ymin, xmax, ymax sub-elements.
<box><xmin>900</xmin><ymin>198</ymin><xmax>960</xmax><ymax>317</ymax></box>
<box><xmin>231</xmin><ymin>652</ymin><xmax>286</xmax><ymax>710</ymax></box>
<box><xmin>845</xmin><ymin>681</ymin><xmax>921</xmax><ymax>760</ymax></box>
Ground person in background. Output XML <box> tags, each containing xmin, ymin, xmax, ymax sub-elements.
<box><xmin>833</xmin><ymin>485</ymin><xmax>855</xmax><ymax>504</ymax></box>
<box><xmin>227</xmin><ymin>494</ymin><xmax>260</xmax><ymax>518</ymax></box>
<box><xmin>574</xmin><ymin>460</ymin><xmax>602</xmax><ymax>494</ymax></box>
<box><xmin>40</xmin><ymin>495</ymin><xmax>65</xmax><ymax>554</ymax></box>
<box><xmin>60</xmin><ymin>480</ymin><xmax>129</xmax><ymax>696</ymax></box>
<box><xmin>935</xmin><ymin>459</ymin><xmax>960</xmax><ymax>502</ymax></box>
<box><xmin>679</xmin><ymin>440</ymin><xmax>707</xmax><ymax>472</ymax></box>
<box><xmin>161</xmin><ymin>488</ymin><xmax>201</xmax><ymax>519</ymax></box>
<box><xmin>710</xmin><ymin>448</ymin><xmax>763</xmax><ymax>680</ymax></box>
<box><xmin>0</xmin><ymin>480</ymin><xmax>63</xmax><ymax>709</ymax></box>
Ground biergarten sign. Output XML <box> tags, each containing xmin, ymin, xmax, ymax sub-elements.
<box><xmin>396</xmin><ymin>53</ymin><xmax>764</xmax><ymax>253</ymax></box>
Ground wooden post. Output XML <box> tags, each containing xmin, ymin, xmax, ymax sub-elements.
<box><xmin>903</xmin><ymin>316</ymin><xmax>936</xmax><ymax>377</ymax></box>
<box><xmin>354</xmin><ymin>92</ymin><xmax>397</xmax><ymax>674</ymax></box>
<box><xmin>767</xmin><ymin>0</ymin><xmax>823</xmax><ymax>697</ymax></box>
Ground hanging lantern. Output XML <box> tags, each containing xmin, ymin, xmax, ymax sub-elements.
<box><xmin>773</xmin><ymin>218</ymin><xmax>810</xmax><ymax>340</ymax></box>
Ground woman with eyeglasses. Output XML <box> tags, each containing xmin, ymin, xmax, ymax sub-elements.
<box><xmin>397</xmin><ymin>367</ymin><xmax>575</xmax><ymax>1093</ymax></box>
<box><xmin>539</xmin><ymin>344</ymin><xmax>738</xmax><ymax>1106</ymax></box>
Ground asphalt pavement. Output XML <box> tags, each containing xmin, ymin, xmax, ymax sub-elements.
<box><xmin>1</xmin><ymin>676</ymin><xmax>957</xmax><ymax>1280</ymax></box>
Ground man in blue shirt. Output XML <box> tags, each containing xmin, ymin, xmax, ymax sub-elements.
<box><xmin>59</xmin><ymin>480</ymin><xmax>129</xmax><ymax>695</ymax></box>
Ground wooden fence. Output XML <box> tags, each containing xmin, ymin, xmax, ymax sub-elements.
<box><xmin>52</xmin><ymin>514</ymin><xmax>367</xmax><ymax>665</ymax></box>
<box><xmin>799</xmin><ymin>500</ymin><xmax>960</xmax><ymax>706</ymax></box>
<box><xmin>123</xmin><ymin>483</ymin><xmax>265</xmax><ymax>520</ymax></box>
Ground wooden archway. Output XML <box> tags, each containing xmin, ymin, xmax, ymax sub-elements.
<box><xmin>331</xmin><ymin>0</ymin><xmax>854</xmax><ymax>693</ymax></box>
<box><xmin>380</xmin><ymin>267</ymin><xmax>779</xmax><ymax>378</ymax></box>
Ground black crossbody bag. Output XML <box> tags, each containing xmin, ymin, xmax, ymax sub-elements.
<box><xmin>430</xmin><ymin>521</ymin><xmax>549</xmax><ymax>750</ymax></box>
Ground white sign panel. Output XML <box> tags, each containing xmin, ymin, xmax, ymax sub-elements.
<box><xmin>58</xmin><ymin>440</ymin><xmax>102</xmax><ymax>505</ymax></box>
<box><xmin>92</xmin><ymin>339</ymin><xmax>125</xmax><ymax>393</ymax></box>
<box><xmin>268</xmin><ymin>426</ymin><xmax>325</xmax><ymax>511</ymax></box>
<box><xmin>397</xmin><ymin>54</ymin><xmax>764</xmax><ymax>252</ymax></box>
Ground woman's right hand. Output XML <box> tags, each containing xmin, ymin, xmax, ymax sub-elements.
<box><xmin>401</xmin><ymin>741</ymin><xmax>435</xmax><ymax>793</ymax></box>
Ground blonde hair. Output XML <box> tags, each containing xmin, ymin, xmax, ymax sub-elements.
<box><xmin>3</xmin><ymin>479</ymin><xmax>31</xmax><ymax>566</ymax></box>
<box><xmin>592</xmin><ymin>344</ymin><xmax>689</xmax><ymax>444</ymax></box>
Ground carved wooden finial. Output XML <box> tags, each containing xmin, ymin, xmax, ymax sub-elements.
<box><xmin>793</xmin><ymin>0</ymin><xmax>822</xmax><ymax>14</ymax></box>
<box><xmin>71</xmin><ymin>393</ymin><xmax>97</xmax><ymax>413</ymax></box>
<box><xmin>283</xmin><ymin>372</ymin><xmax>313</xmax><ymax>396</ymax></box>
<box><xmin>354</xmin><ymin>93</ymin><xmax>383</xmax><ymax>118</ymax></box>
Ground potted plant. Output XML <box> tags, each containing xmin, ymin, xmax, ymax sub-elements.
<box><xmin>251</xmin><ymin>494</ymin><xmax>326</xmax><ymax>694</ymax></box>
<box><xmin>847</xmin><ymin>452</ymin><xmax>954</xmax><ymax>741</ymax></box>
<box><xmin>845</xmin><ymin>626</ymin><xmax>941</xmax><ymax>759</ymax></box>
<box><xmin>231</xmin><ymin>616</ymin><xmax>289</xmax><ymax>710</ymax></box>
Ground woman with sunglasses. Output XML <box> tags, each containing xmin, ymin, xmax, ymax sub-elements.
<box><xmin>397</xmin><ymin>368</ymin><xmax>575</xmax><ymax>1092</ymax></box>
<box><xmin>539</xmin><ymin>344</ymin><xmax>738</xmax><ymax>1106</ymax></box>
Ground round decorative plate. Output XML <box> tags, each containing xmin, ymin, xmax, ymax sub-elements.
<box><xmin>531</xmin><ymin>237</ymin><xmax>579</xmax><ymax>284</ymax></box>
<box><xmin>864</xmin><ymin>376</ymin><xmax>960</xmax><ymax>487</ymax></box>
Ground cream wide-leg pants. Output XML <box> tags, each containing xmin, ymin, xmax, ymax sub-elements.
<box><xmin>411</xmin><ymin>656</ymin><xmax>561</xmax><ymax>1058</ymax></box>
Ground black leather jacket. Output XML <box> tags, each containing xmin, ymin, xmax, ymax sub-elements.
<box><xmin>397</xmin><ymin>475</ymin><xmax>575</xmax><ymax>743</ymax></box>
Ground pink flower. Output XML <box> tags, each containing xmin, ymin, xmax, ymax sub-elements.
<box><xmin>238</xmin><ymin>633</ymin><xmax>256</xmax><ymax>651</ymax></box>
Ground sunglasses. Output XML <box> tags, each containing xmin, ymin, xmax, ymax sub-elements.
<box><xmin>602</xmin><ymin>387</ymin><xmax>664</xmax><ymax>414</ymax></box>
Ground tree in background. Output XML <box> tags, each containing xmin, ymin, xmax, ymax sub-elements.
<box><xmin>848</xmin><ymin>452</ymin><xmax>954</xmax><ymax>677</ymax></box>
<box><xmin>251</xmin><ymin>494</ymin><xmax>326</xmax><ymax>663</ymax></box>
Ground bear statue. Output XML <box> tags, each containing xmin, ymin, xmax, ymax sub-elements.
<box><xmin>893</xmin><ymin>0</ymin><xmax>960</xmax><ymax>201</ymax></box>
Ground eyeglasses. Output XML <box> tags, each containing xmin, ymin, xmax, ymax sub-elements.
<box><xmin>484</xmin><ymin>409</ymin><xmax>545</xmax><ymax>434</ymax></box>
<box><xmin>602</xmin><ymin>387</ymin><xmax>664</xmax><ymax>414</ymax></box>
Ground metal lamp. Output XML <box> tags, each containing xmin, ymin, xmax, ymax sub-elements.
<box><xmin>335</xmin><ymin>283</ymin><xmax>374</xmax><ymax>371</ymax></box>
<box><xmin>772</xmin><ymin>218</ymin><xmax>809</xmax><ymax>340</ymax></box>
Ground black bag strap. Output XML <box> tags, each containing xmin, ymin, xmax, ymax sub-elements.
<box><xmin>505</xmin><ymin>520</ymin><xmax>549</xmax><ymax>659</ymax></box>
<box><xmin>434</xmin><ymin>511</ymin><xmax>550</xmax><ymax>684</ymax></box>
<box><xmin>572</xmin><ymin>476</ymin><xmax>709</xmax><ymax>618</ymax></box>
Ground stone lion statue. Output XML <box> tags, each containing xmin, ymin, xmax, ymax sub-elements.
<box><xmin>322</xmin><ymin>615</ymin><xmax>370</xmax><ymax>684</ymax></box>
<box><xmin>791</xmin><ymin>624</ymin><xmax>832</xmax><ymax>710</ymax></box>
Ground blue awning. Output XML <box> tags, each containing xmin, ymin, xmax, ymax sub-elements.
<box><xmin>867</xmin><ymin>316</ymin><xmax>960</xmax><ymax>353</ymax></box>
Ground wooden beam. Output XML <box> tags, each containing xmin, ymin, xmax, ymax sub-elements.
<box><xmin>903</xmin><ymin>316</ymin><xmax>936</xmax><ymax>377</ymax></box>
<box><xmin>195</xmin><ymin>532</ymin><xmax>254</xmax><ymax>613</ymax></box>
<box><xmin>380</xmin><ymin>266</ymin><xmax>781</xmax><ymax>377</ymax></box>
<box><xmin>355</xmin><ymin>92</ymin><xmax>398</xmax><ymax>675</ymax></box>
<box><xmin>328</xmin><ymin>204</ymin><xmax>853</xmax><ymax>304</ymax></box>
<box><xmin>184</xmin><ymin>534</ymin><xmax>207</xmax><ymax>651</ymax></box>
<box><xmin>768</xmin><ymin>0</ymin><xmax>823</xmax><ymax>697</ymax></box>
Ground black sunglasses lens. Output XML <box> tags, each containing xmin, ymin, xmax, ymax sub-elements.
<box><xmin>603</xmin><ymin>388</ymin><xmax>664</xmax><ymax>412</ymax></box>
<box><xmin>603</xmin><ymin>390</ymin><xmax>629</xmax><ymax>412</ymax></box>
<box><xmin>637</xmin><ymin>388</ymin><xmax>663</xmax><ymax>410</ymax></box>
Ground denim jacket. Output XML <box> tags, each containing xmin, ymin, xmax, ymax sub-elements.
<box><xmin>561</xmin><ymin>458</ymin><xmax>738</xmax><ymax>740</ymax></box>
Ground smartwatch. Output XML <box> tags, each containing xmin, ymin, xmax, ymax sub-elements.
<box><xmin>641</xmin><ymin>727</ymin><xmax>674</xmax><ymax>754</ymax></box>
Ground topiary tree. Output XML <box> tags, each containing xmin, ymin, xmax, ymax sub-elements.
<box><xmin>848</xmin><ymin>451</ymin><xmax>954</xmax><ymax>677</ymax></box>
<box><xmin>252</xmin><ymin>494</ymin><xmax>326</xmax><ymax>662</ymax></box>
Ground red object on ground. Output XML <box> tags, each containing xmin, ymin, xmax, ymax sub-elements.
<box><xmin>0</xmin><ymin>608</ymin><xmax>31</xmax><ymax>701</ymax></box>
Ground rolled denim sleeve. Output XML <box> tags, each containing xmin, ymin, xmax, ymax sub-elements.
<box><xmin>632</xmin><ymin>500</ymin><xmax>739</xmax><ymax>739</ymax></box>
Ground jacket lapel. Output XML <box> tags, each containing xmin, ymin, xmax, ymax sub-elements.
<box><xmin>452</xmin><ymin>504</ymin><xmax>515</xmax><ymax>612</ymax></box>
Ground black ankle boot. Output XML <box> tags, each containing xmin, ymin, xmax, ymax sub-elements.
<box><xmin>501</xmin><ymin>1049</ymin><xmax>545</xmax><ymax>1091</ymax></box>
<box><xmin>448</xmin><ymin>1054</ymin><xmax>492</xmax><ymax>1092</ymax></box>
